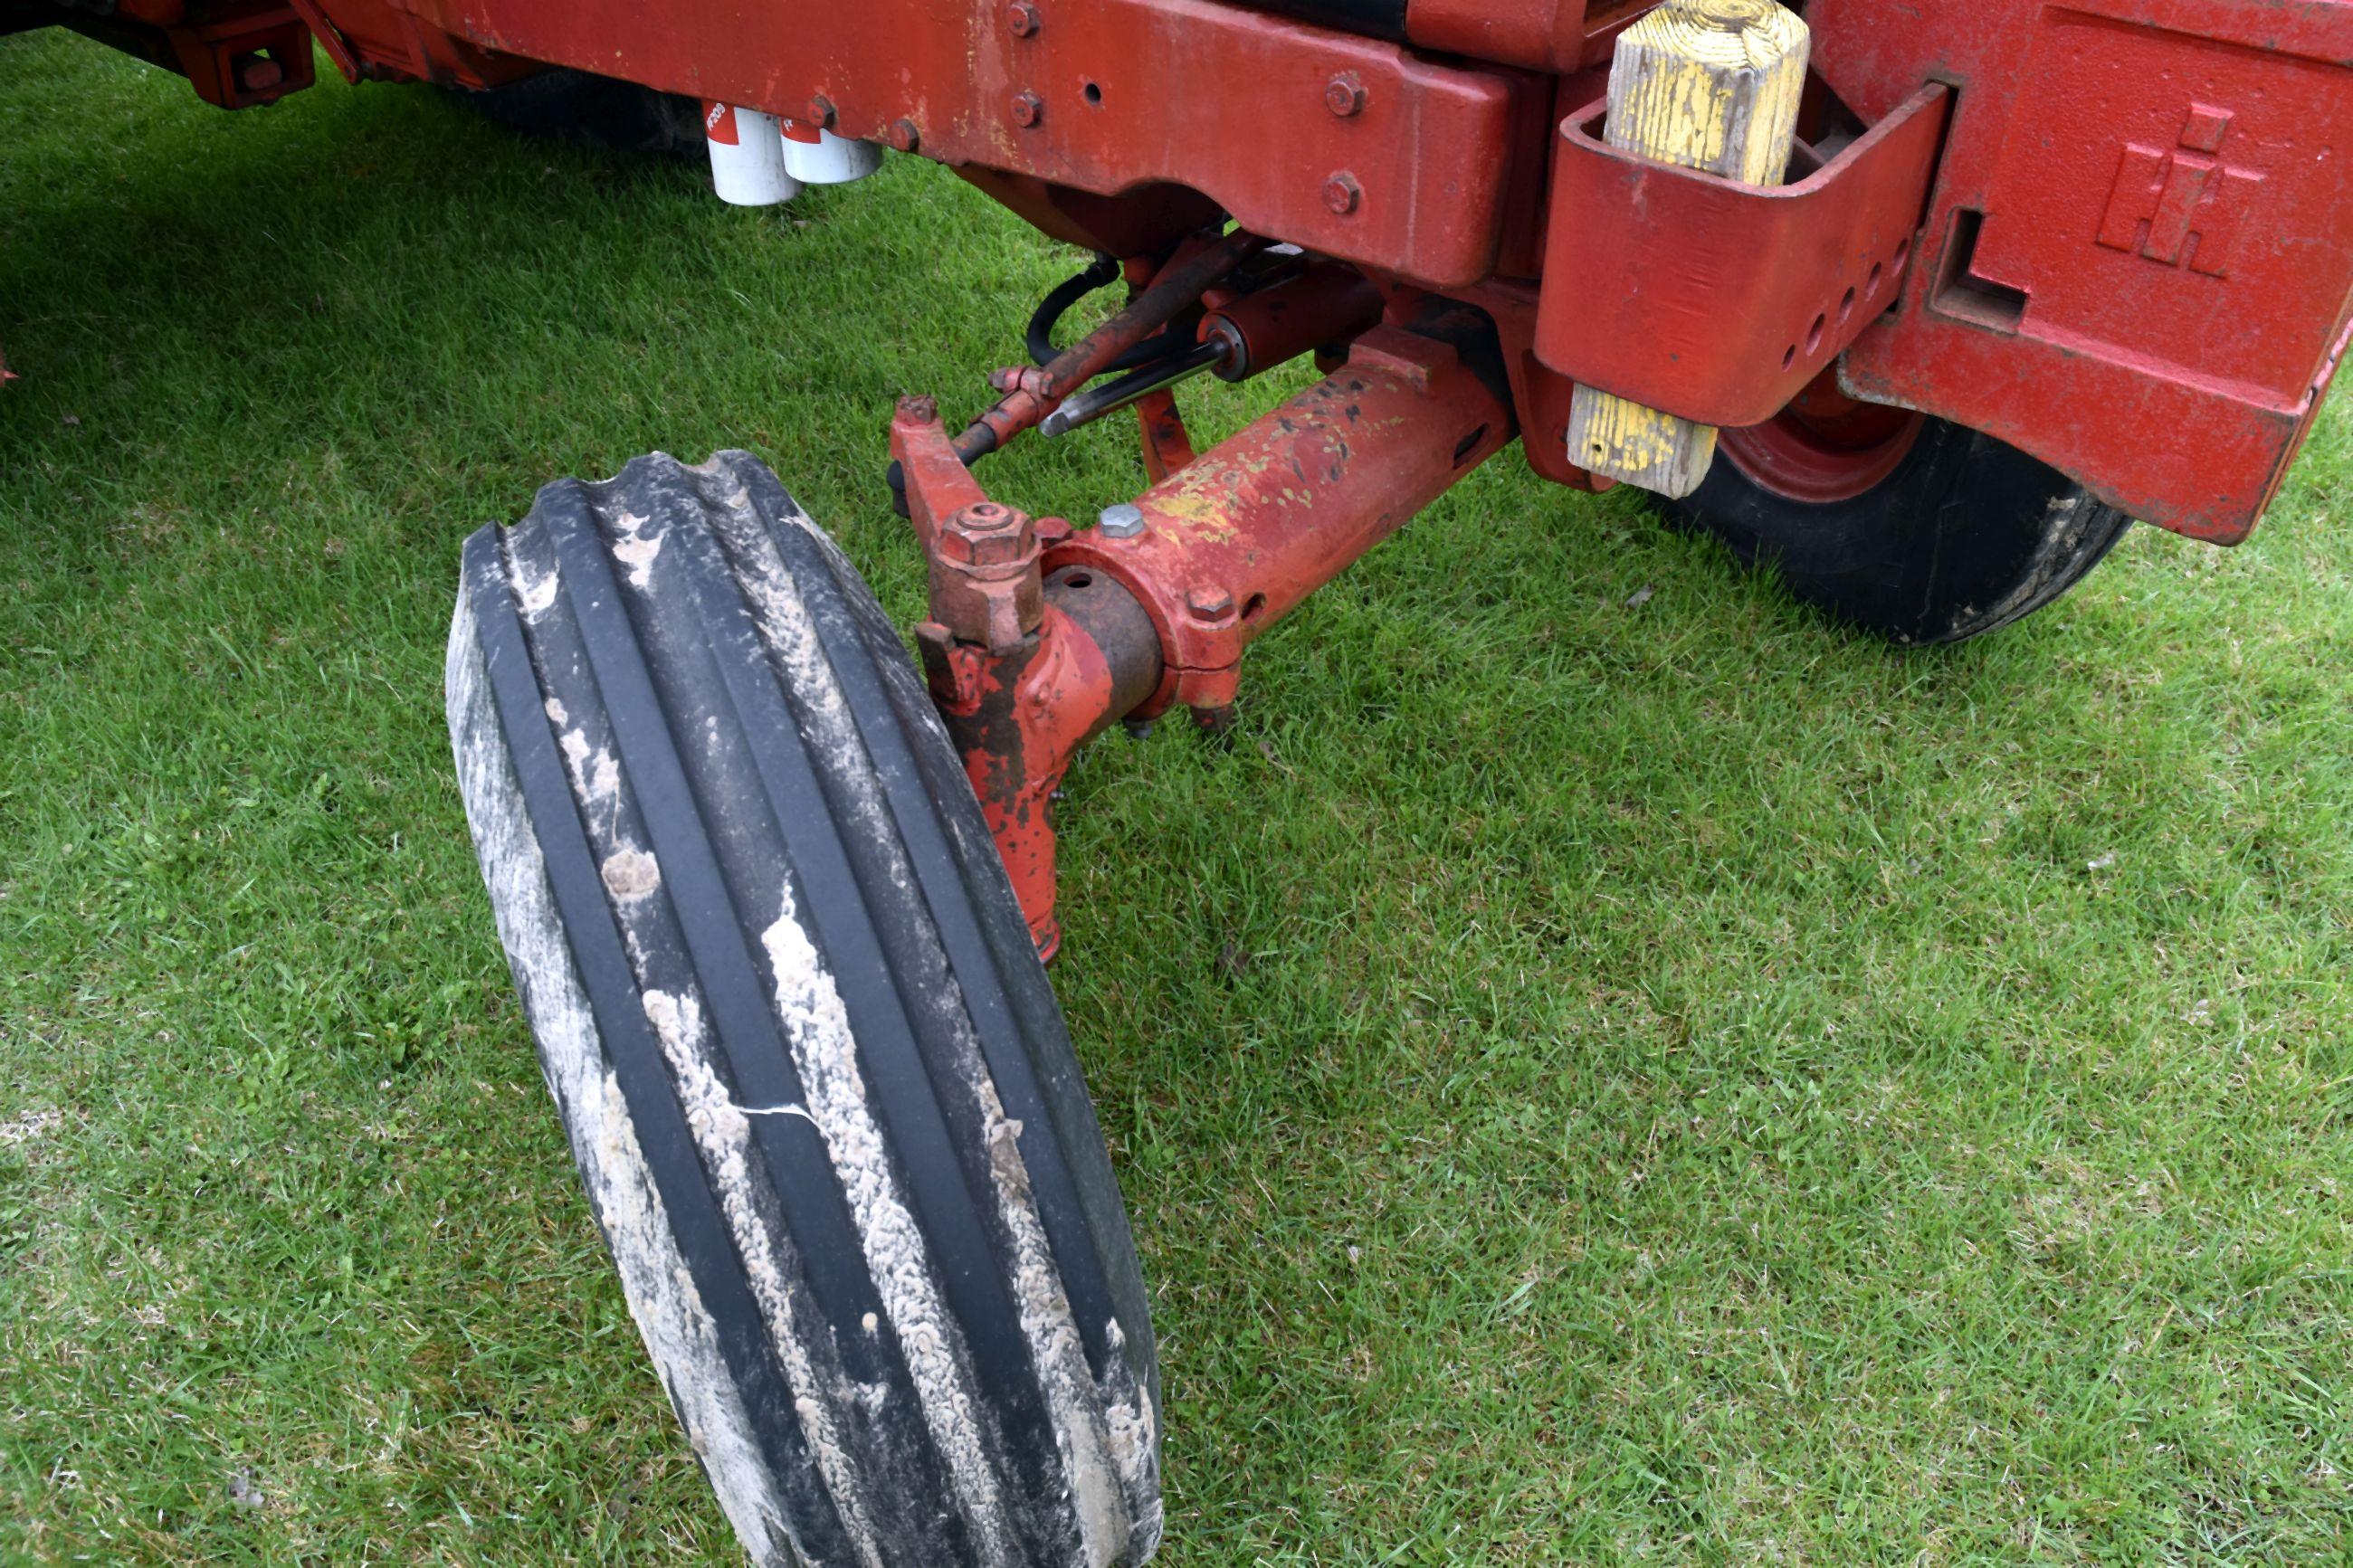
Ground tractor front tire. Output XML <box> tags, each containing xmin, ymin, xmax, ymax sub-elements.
<box><xmin>1661</xmin><ymin>398</ymin><xmax>2132</xmax><ymax>645</ymax></box>
<box><xmin>446</xmin><ymin>451</ymin><xmax>1161</xmax><ymax>1566</ymax></box>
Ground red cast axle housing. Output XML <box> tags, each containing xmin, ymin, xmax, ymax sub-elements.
<box><xmin>894</xmin><ymin>300</ymin><xmax>1515</xmax><ymax>957</ymax></box>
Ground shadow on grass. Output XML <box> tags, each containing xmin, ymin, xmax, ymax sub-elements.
<box><xmin>4</xmin><ymin>28</ymin><xmax>2351</xmax><ymax>1568</ymax></box>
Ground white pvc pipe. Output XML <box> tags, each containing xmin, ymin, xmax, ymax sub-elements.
<box><xmin>703</xmin><ymin>102</ymin><xmax>800</xmax><ymax>206</ymax></box>
<box><xmin>781</xmin><ymin>119</ymin><xmax>883</xmax><ymax>185</ymax></box>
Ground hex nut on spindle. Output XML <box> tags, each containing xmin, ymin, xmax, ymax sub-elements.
<box><xmin>937</xmin><ymin>502</ymin><xmax>1034</xmax><ymax>567</ymax></box>
<box><xmin>1012</xmin><ymin>90</ymin><xmax>1043</xmax><ymax>128</ymax></box>
<box><xmin>1097</xmin><ymin>502</ymin><xmax>1147</xmax><ymax>538</ymax></box>
<box><xmin>1324</xmin><ymin>72</ymin><xmax>1366</xmax><ymax>117</ymax></box>
<box><xmin>1186</xmin><ymin>584</ymin><xmax>1235</xmax><ymax>622</ymax></box>
<box><xmin>888</xmin><ymin>119</ymin><xmax>920</xmax><ymax>152</ymax></box>
<box><xmin>1005</xmin><ymin>1</ymin><xmax>1041</xmax><ymax>36</ymax></box>
<box><xmin>805</xmin><ymin>94</ymin><xmax>837</xmax><ymax>129</ymax></box>
<box><xmin>1322</xmin><ymin>172</ymin><xmax>1361</xmax><ymax>215</ymax></box>
<box><xmin>930</xmin><ymin>503</ymin><xmax>1043</xmax><ymax>651</ymax></box>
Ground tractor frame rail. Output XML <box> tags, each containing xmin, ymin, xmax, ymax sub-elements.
<box><xmin>33</xmin><ymin>0</ymin><xmax>2353</xmax><ymax>541</ymax></box>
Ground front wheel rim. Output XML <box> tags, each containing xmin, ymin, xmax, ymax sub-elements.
<box><xmin>1719</xmin><ymin>375</ymin><xmax>1927</xmax><ymax>505</ymax></box>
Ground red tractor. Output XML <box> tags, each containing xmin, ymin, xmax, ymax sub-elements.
<box><xmin>17</xmin><ymin>0</ymin><xmax>2350</xmax><ymax>1561</ymax></box>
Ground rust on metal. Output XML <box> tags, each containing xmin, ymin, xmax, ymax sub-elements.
<box><xmin>40</xmin><ymin>0</ymin><xmax>2353</xmax><ymax>988</ymax></box>
<box><xmin>382</xmin><ymin>0</ymin><xmax>1524</xmax><ymax>285</ymax></box>
<box><xmin>897</xmin><ymin>309</ymin><xmax>1512</xmax><ymax>953</ymax></box>
<box><xmin>1132</xmin><ymin>388</ymin><xmax>1197</xmax><ymax>483</ymax></box>
<box><xmin>1046</xmin><ymin>307</ymin><xmax>1515</xmax><ymax>721</ymax></box>
<box><xmin>96</xmin><ymin>0</ymin><xmax>2349</xmax><ymax>539</ymax></box>
<box><xmin>953</xmin><ymin>227</ymin><xmax>1268</xmax><ymax>463</ymax></box>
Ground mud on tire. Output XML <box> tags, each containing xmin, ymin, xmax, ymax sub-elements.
<box><xmin>446</xmin><ymin>451</ymin><xmax>1161</xmax><ymax>1566</ymax></box>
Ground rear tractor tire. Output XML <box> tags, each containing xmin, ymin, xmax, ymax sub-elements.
<box><xmin>446</xmin><ymin>451</ymin><xmax>1161</xmax><ymax>1566</ymax></box>
<box><xmin>1660</xmin><ymin>385</ymin><xmax>2132</xmax><ymax>645</ymax></box>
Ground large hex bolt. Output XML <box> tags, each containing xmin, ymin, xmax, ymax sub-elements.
<box><xmin>935</xmin><ymin>501</ymin><xmax>1028</xmax><ymax>565</ymax></box>
<box><xmin>930</xmin><ymin>501</ymin><xmax>1044</xmax><ymax>653</ymax></box>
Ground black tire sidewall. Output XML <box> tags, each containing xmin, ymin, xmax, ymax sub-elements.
<box><xmin>1663</xmin><ymin>415</ymin><xmax>2130</xmax><ymax>645</ymax></box>
<box><xmin>447</xmin><ymin>453</ymin><xmax>1163</xmax><ymax>1567</ymax></box>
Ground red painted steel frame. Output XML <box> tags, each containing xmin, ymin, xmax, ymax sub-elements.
<box><xmin>44</xmin><ymin>0</ymin><xmax>2353</xmax><ymax>965</ymax></box>
<box><xmin>1049</xmin><ymin>318</ymin><xmax>1513</xmax><ymax>718</ymax></box>
<box><xmin>1809</xmin><ymin>0</ymin><xmax>2353</xmax><ymax>541</ymax></box>
<box><xmin>56</xmin><ymin>0</ymin><xmax>2353</xmax><ymax>538</ymax></box>
<box><xmin>1404</xmin><ymin>0</ymin><xmax>1649</xmax><ymax>72</ymax></box>
<box><xmin>396</xmin><ymin>0</ymin><xmax>1530</xmax><ymax>288</ymax></box>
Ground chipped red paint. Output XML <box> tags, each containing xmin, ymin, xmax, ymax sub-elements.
<box><xmin>1044</xmin><ymin>311</ymin><xmax>1514</xmax><ymax>720</ymax></box>
<box><xmin>69</xmin><ymin>0</ymin><xmax>2353</xmax><ymax>540</ymax></box>
<box><xmin>42</xmin><ymin>0</ymin><xmax>2353</xmax><ymax>970</ymax></box>
<box><xmin>897</xmin><ymin>311</ymin><xmax>1511</xmax><ymax>953</ymax></box>
<box><xmin>917</xmin><ymin>604</ymin><xmax>1138</xmax><ymax>962</ymax></box>
<box><xmin>897</xmin><ymin>396</ymin><xmax>1144</xmax><ymax>955</ymax></box>
<box><xmin>403</xmin><ymin>0</ymin><xmax>1525</xmax><ymax>288</ymax></box>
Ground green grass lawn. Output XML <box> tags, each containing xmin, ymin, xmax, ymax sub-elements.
<box><xmin>5</xmin><ymin>31</ymin><xmax>2350</xmax><ymax>1566</ymax></box>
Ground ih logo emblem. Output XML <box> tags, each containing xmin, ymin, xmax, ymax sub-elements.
<box><xmin>2097</xmin><ymin>104</ymin><xmax>2264</xmax><ymax>277</ymax></box>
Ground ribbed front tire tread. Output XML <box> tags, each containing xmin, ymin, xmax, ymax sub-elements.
<box><xmin>445</xmin><ymin>451</ymin><xmax>1160</xmax><ymax>1567</ymax></box>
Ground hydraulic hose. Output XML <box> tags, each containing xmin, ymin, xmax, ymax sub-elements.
<box><xmin>1026</xmin><ymin>252</ymin><xmax>1196</xmax><ymax>376</ymax></box>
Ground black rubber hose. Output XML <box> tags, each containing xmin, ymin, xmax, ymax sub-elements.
<box><xmin>1025</xmin><ymin>255</ymin><xmax>1119</xmax><ymax>367</ymax></box>
<box><xmin>1026</xmin><ymin>254</ymin><xmax>1195</xmax><ymax>375</ymax></box>
<box><xmin>887</xmin><ymin>238</ymin><xmax>1253</xmax><ymax>514</ymax></box>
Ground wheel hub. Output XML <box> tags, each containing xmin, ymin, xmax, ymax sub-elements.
<box><xmin>1719</xmin><ymin>372</ymin><xmax>1926</xmax><ymax>504</ymax></box>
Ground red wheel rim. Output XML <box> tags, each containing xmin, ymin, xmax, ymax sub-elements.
<box><xmin>1719</xmin><ymin>371</ymin><xmax>1926</xmax><ymax>504</ymax></box>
